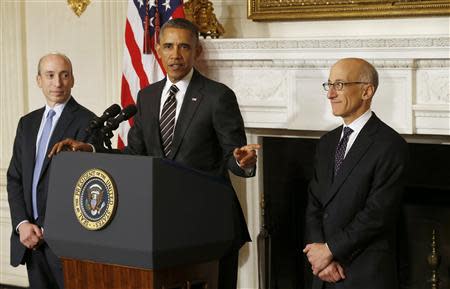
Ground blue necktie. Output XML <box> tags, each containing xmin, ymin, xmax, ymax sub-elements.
<box><xmin>32</xmin><ymin>109</ymin><xmax>56</xmax><ymax>220</ymax></box>
<box><xmin>334</xmin><ymin>126</ymin><xmax>353</xmax><ymax>176</ymax></box>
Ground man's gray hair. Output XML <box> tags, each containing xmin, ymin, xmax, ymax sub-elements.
<box><xmin>360</xmin><ymin>61</ymin><xmax>379</xmax><ymax>93</ymax></box>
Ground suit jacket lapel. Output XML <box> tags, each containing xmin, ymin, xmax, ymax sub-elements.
<box><xmin>325</xmin><ymin>128</ymin><xmax>341</xmax><ymax>189</ymax></box>
<box><xmin>151</xmin><ymin>80</ymin><xmax>166</xmax><ymax>157</ymax></box>
<box><xmin>39</xmin><ymin>97</ymin><xmax>77</xmax><ymax>180</ymax></box>
<box><xmin>322</xmin><ymin>114</ymin><xmax>380</xmax><ymax>207</ymax></box>
<box><xmin>167</xmin><ymin>70</ymin><xmax>204</xmax><ymax>159</ymax></box>
<box><xmin>24</xmin><ymin>109</ymin><xmax>44</xmax><ymax>193</ymax></box>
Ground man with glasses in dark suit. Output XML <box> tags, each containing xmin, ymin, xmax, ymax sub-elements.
<box><xmin>304</xmin><ymin>58</ymin><xmax>409</xmax><ymax>289</ymax></box>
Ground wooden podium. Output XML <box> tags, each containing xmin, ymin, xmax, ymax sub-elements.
<box><xmin>44</xmin><ymin>152</ymin><xmax>237</xmax><ymax>289</ymax></box>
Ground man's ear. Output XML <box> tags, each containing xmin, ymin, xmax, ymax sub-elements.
<box><xmin>155</xmin><ymin>43</ymin><xmax>162</xmax><ymax>59</ymax></box>
<box><xmin>195</xmin><ymin>44</ymin><xmax>203</xmax><ymax>59</ymax></box>
<box><xmin>36</xmin><ymin>75</ymin><xmax>42</xmax><ymax>88</ymax></box>
<box><xmin>362</xmin><ymin>84</ymin><xmax>375</xmax><ymax>101</ymax></box>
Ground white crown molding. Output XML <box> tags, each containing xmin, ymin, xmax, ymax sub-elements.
<box><xmin>413</xmin><ymin>105</ymin><xmax>450</xmax><ymax>116</ymax></box>
<box><xmin>201</xmin><ymin>37</ymin><xmax>450</xmax><ymax>60</ymax></box>
<box><xmin>200</xmin><ymin>59</ymin><xmax>420</xmax><ymax>69</ymax></box>
<box><xmin>203</xmin><ymin>37</ymin><xmax>450</xmax><ymax>50</ymax></box>
<box><xmin>416</xmin><ymin>59</ymin><xmax>450</xmax><ymax>68</ymax></box>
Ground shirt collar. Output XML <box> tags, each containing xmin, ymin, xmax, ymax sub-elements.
<box><xmin>164</xmin><ymin>68</ymin><xmax>194</xmax><ymax>94</ymax></box>
<box><xmin>44</xmin><ymin>96</ymin><xmax>71</xmax><ymax>118</ymax></box>
<box><xmin>344</xmin><ymin>109</ymin><xmax>372</xmax><ymax>134</ymax></box>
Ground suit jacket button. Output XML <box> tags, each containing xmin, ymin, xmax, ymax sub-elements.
<box><xmin>323</xmin><ymin>213</ymin><xmax>328</xmax><ymax>219</ymax></box>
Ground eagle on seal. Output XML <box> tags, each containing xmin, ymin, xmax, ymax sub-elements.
<box><xmin>84</xmin><ymin>183</ymin><xmax>105</xmax><ymax>216</ymax></box>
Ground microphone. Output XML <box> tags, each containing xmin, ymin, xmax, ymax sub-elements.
<box><xmin>86</xmin><ymin>104</ymin><xmax>121</xmax><ymax>132</ymax></box>
<box><xmin>102</xmin><ymin>104</ymin><xmax>137</xmax><ymax>134</ymax></box>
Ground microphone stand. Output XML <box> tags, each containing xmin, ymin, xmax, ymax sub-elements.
<box><xmin>85</xmin><ymin>125</ymin><xmax>113</xmax><ymax>151</ymax></box>
<box><xmin>99</xmin><ymin>126</ymin><xmax>114</xmax><ymax>150</ymax></box>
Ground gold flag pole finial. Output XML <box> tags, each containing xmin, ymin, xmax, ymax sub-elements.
<box><xmin>68</xmin><ymin>0</ymin><xmax>91</xmax><ymax>17</ymax></box>
<box><xmin>184</xmin><ymin>0</ymin><xmax>225</xmax><ymax>39</ymax></box>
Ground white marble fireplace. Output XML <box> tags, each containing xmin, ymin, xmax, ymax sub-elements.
<box><xmin>198</xmin><ymin>36</ymin><xmax>450</xmax><ymax>288</ymax></box>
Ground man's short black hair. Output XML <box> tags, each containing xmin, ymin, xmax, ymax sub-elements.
<box><xmin>158</xmin><ymin>18</ymin><xmax>199</xmax><ymax>43</ymax></box>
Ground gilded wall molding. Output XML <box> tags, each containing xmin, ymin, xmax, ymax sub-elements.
<box><xmin>248</xmin><ymin>0</ymin><xmax>450</xmax><ymax>21</ymax></box>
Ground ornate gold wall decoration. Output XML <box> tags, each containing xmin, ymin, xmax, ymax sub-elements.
<box><xmin>248</xmin><ymin>0</ymin><xmax>450</xmax><ymax>21</ymax></box>
<box><xmin>68</xmin><ymin>0</ymin><xmax>91</xmax><ymax>17</ymax></box>
<box><xmin>184</xmin><ymin>0</ymin><xmax>225</xmax><ymax>38</ymax></box>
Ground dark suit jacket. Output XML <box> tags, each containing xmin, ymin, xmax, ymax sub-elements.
<box><xmin>120</xmin><ymin>69</ymin><xmax>252</xmax><ymax>249</ymax></box>
<box><xmin>305</xmin><ymin>113</ymin><xmax>409</xmax><ymax>289</ymax></box>
<box><xmin>7</xmin><ymin>97</ymin><xmax>95</xmax><ymax>266</ymax></box>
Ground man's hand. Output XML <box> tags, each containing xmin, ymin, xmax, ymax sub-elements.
<box><xmin>303</xmin><ymin>243</ymin><xmax>333</xmax><ymax>275</ymax></box>
<box><xmin>233</xmin><ymin>144</ymin><xmax>261</xmax><ymax>169</ymax></box>
<box><xmin>318</xmin><ymin>261</ymin><xmax>346</xmax><ymax>283</ymax></box>
<box><xmin>18</xmin><ymin>223</ymin><xmax>43</xmax><ymax>250</ymax></box>
<box><xmin>48</xmin><ymin>138</ymin><xmax>93</xmax><ymax>157</ymax></box>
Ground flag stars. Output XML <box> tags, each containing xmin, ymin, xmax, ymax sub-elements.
<box><xmin>137</xmin><ymin>0</ymin><xmax>144</xmax><ymax>8</ymax></box>
<box><xmin>162</xmin><ymin>0</ymin><xmax>171</xmax><ymax>11</ymax></box>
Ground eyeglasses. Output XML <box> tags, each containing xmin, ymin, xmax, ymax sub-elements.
<box><xmin>322</xmin><ymin>81</ymin><xmax>371</xmax><ymax>91</ymax></box>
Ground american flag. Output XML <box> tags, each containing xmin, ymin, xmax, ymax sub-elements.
<box><xmin>118</xmin><ymin>0</ymin><xmax>185</xmax><ymax>149</ymax></box>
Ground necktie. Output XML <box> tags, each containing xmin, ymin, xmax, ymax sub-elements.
<box><xmin>334</xmin><ymin>126</ymin><xmax>353</xmax><ymax>176</ymax></box>
<box><xmin>160</xmin><ymin>85</ymin><xmax>179</xmax><ymax>157</ymax></box>
<box><xmin>32</xmin><ymin>109</ymin><xmax>56</xmax><ymax>220</ymax></box>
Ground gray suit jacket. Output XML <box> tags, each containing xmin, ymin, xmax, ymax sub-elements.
<box><xmin>7</xmin><ymin>97</ymin><xmax>95</xmax><ymax>266</ymax></box>
<box><xmin>305</xmin><ymin>113</ymin><xmax>409</xmax><ymax>289</ymax></box>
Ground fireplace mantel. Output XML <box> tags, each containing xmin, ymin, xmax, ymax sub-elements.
<box><xmin>199</xmin><ymin>36</ymin><xmax>450</xmax><ymax>135</ymax></box>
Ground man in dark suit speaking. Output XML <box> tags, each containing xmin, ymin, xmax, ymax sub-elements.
<box><xmin>303</xmin><ymin>58</ymin><xmax>408</xmax><ymax>289</ymax></box>
<box><xmin>7</xmin><ymin>53</ymin><xmax>95</xmax><ymax>289</ymax></box>
<box><xmin>50</xmin><ymin>19</ymin><xmax>259</xmax><ymax>289</ymax></box>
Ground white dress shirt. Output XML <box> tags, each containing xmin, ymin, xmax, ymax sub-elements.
<box><xmin>159</xmin><ymin>68</ymin><xmax>193</xmax><ymax>123</ymax></box>
<box><xmin>340</xmin><ymin>109</ymin><xmax>373</xmax><ymax>157</ymax></box>
<box><xmin>17</xmin><ymin>97</ymin><xmax>70</xmax><ymax>232</ymax></box>
<box><xmin>35</xmin><ymin>98</ymin><xmax>70</xmax><ymax>155</ymax></box>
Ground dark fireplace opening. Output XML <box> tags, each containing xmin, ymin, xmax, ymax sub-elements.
<box><xmin>261</xmin><ymin>137</ymin><xmax>450</xmax><ymax>289</ymax></box>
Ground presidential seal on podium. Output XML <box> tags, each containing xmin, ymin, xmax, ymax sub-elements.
<box><xmin>73</xmin><ymin>168</ymin><xmax>117</xmax><ymax>230</ymax></box>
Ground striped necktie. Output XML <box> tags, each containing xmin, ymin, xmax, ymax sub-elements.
<box><xmin>334</xmin><ymin>126</ymin><xmax>353</xmax><ymax>176</ymax></box>
<box><xmin>32</xmin><ymin>109</ymin><xmax>56</xmax><ymax>220</ymax></box>
<box><xmin>160</xmin><ymin>85</ymin><xmax>179</xmax><ymax>157</ymax></box>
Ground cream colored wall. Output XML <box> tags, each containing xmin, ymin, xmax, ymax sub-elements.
<box><xmin>0</xmin><ymin>1</ymin><xmax>126</xmax><ymax>286</ymax></box>
<box><xmin>24</xmin><ymin>1</ymin><xmax>126</xmax><ymax>113</ymax></box>
<box><xmin>0</xmin><ymin>0</ymin><xmax>449</xmax><ymax>287</ymax></box>
<box><xmin>1</xmin><ymin>2</ymin><xmax>28</xmax><ymax>286</ymax></box>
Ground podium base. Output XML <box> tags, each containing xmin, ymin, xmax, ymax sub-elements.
<box><xmin>62</xmin><ymin>258</ymin><xmax>218</xmax><ymax>289</ymax></box>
